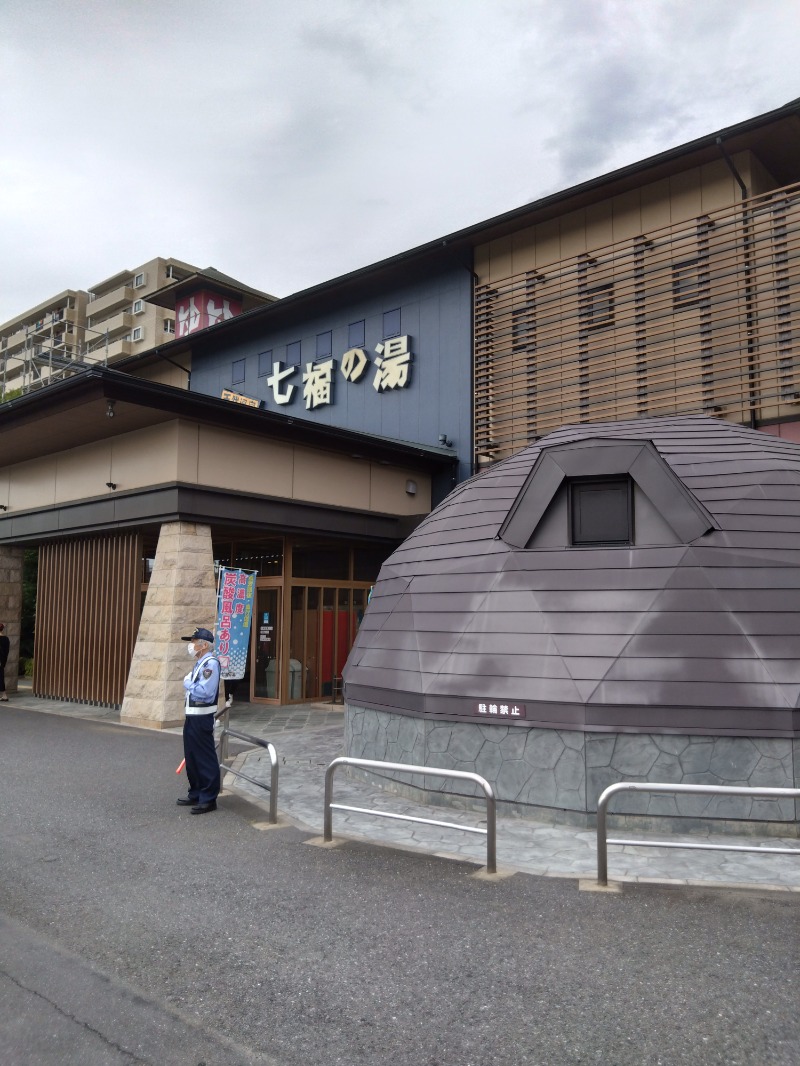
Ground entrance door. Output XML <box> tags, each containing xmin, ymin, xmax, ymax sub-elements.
<box><xmin>253</xmin><ymin>588</ymin><xmax>282</xmax><ymax>700</ymax></box>
<box><xmin>290</xmin><ymin>585</ymin><xmax>369</xmax><ymax>701</ymax></box>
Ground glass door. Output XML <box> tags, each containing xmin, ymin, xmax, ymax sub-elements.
<box><xmin>289</xmin><ymin>584</ymin><xmax>371</xmax><ymax>701</ymax></box>
<box><xmin>253</xmin><ymin>587</ymin><xmax>282</xmax><ymax>700</ymax></box>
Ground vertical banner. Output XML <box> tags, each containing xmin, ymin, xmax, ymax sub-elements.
<box><xmin>216</xmin><ymin>567</ymin><xmax>257</xmax><ymax>680</ymax></box>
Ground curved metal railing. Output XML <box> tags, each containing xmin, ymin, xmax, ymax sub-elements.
<box><xmin>596</xmin><ymin>781</ymin><xmax>800</xmax><ymax>886</ymax></box>
<box><xmin>324</xmin><ymin>756</ymin><xmax>496</xmax><ymax>873</ymax></box>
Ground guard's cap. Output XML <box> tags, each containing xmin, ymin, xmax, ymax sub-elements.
<box><xmin>181</xmin><ymin>627</ymin><xmax>214</xmax><ymax>643</ymax></box>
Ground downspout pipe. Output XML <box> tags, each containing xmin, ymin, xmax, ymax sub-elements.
<box><xmin>716</xmin><ymin>136</ymin><xmax>757</xmax><ymax>426</ymax></box>
<box><xmin>715</xmin><ymin>136</ymin><xmax>748</xmax><ymax>201</ymax></box>
<box><xmin>443</xmin><ymin>238</ymin><xmax>479</xmax><ymax>481</ymax></box>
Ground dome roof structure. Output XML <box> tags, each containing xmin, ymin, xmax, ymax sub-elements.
<box><xmin>344</xmin><ymin>416</ymin><xmax>800</xmax><ymax>738</ymax></box>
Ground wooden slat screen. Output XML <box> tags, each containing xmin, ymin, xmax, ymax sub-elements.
<box><xmin>34</xmin><ymin>534</ymin><xmax>141</xmax><ymax>707</ymax></box>
<box><xmin>475</xmin><ymin>180</ymin><xmax>800</xmax><ymax>463</ymax></box>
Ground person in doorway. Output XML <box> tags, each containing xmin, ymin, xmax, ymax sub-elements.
<box><xmin>0</xmin><ymin>623</ymin><xmax>9</xmax><ymax>701</ymax></box>
<box><xmin>178</xmin><ymin>627</ymin><xmax>221</xmax><ymax>815</ymax></box>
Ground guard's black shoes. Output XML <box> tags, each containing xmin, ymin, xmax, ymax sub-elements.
<box><xmin>190</xmin><ymin>802</ymin><xmax>217</xmax><ymax>815</ymax></box>
<box><xmin>176</xmin><ymin>797</ymin><xmax>197</xmax><ymax>806</ymax></box>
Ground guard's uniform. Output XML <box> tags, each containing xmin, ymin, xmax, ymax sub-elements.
<box><xmin>182</xmin><ymin>651</ymin><xmax>221</xmax><ymax>806</ymax></box>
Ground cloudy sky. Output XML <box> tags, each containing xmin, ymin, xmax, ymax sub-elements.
<box><xmin>1</xmin><ymin>0</ymin><xmax>798</xmax><ymax>323</ymax></box>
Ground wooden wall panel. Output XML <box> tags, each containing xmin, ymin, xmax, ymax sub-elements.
<box><xmin>474</xmin><ymin>180</ymin><xmax>800</xmax><ymax>463</ymax></box>
<box><xmin>34</xmin><ymin>534</ymin><xmax>141</xmax><ymax>707</ymax></box>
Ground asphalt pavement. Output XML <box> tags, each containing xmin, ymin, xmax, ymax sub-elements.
<box><xmin>1</xmin><ymin>694</ymin><xmax>799</xmax><ymax>1065</ymax></box>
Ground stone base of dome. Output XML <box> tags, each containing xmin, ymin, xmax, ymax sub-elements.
<box><xmin>345</xmin><ymin>703</ymin><xmax>799</xmax><ymax>835</ymax></box>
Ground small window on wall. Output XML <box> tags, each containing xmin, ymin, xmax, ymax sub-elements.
<box><xmin>164</xmin><ymin>319</ymin><xmax>175</xmax><ymax>334</ymax></box>
<box><xmin>353</xmin><ymin>544</ymin><xmax>389</xmax><ymax>582</ymax></box>
<box><xmin>292</xmin><ymin>543</ymin><xmax>349</xmax><ymax>580</ymax></box>
<box><xmin>582</xmin><ymin>284</ymin><xmax>614</xmax><ymax>331</ymax></box>
<box><xmin>348</xmin><ymin>320</ymin><xmax>365</xmax><ymax>348</ymax></box>
<box><xmin>232</xmin><ymin>358</ymin><xmax>246</xmax><ymax>385</ymax></box>
<box><xmin>315</xmin><ymin>331</ymin><xmax>332</xmax><ymax>360</ymax></box>
<box><xmin>286</xmin><ymin>340</ymin><xmax>301</xmax><ymax>366</ymax></box>
<box><xmin>258</xmin><ymin>349</ymin><xmax>273</xmax><ymax>376</ymax></box>
<box><xmin>569</xmin><ymin>478</ymin><xmax>633</xmax><ymax>546</ymax></box>
<box><xmin>673</xmin><ymin>259</ymin><xmax>708</xmax><ymax>309</ymax></box>
<box><xmin>234</xmin><ymin>538</ymin><xmax>283</xmax><ymax>576</ymax></box>
<box><xmin>382</xmin><ymin>308</ymin><xmax>401</xmax><ymax>339</ymax></box>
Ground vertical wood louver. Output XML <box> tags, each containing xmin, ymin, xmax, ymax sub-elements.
<box><xmin>474</xmin><ymin>182</ymin><xmax>800</xmax><ymax>463</ymax></box>
<box><xmin>34</xmin><ymin>534</ymin><xmax>141</xmax><ymax>707</ymax></box>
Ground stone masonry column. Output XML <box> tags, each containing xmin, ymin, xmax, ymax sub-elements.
<box><xmin>0</xmin><ymin>545</ymin><xmax>24</xmax><ymax>695</ymax></box>
<box><xmin>120</xmin><ymin>522</ymin><xmax>218</xmax><ymax>729</ymax></box>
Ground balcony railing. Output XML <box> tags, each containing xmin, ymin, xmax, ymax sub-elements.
<box><xmin>85</xmin><ymin>285</ymin><xmax>135</xmax><ymax>319</ymax></box>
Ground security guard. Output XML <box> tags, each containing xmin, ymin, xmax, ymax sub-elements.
<box><xmin>178</xmin><ymin>627</ymin><xmax>222</xmax><ymax>814</ymax></box>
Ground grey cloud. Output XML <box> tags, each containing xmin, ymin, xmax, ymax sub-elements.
<box><xmin>1</xmin><ymin>0</ymin><xmax>799</xmax><ymax>321</ymax></box>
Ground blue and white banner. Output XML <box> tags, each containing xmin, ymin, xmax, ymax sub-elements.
<box><xmin>216</xmin><ymin>567</ymin><xmax>257</xmax><ymax>680</ymax></box>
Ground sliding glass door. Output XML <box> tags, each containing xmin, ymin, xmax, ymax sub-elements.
<box><xmin>289</xmin><ymin>585</ymin><xmax>369</xmax><ymax>701</ymax></box>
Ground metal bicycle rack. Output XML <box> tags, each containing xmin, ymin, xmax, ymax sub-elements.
<box><xmin>596</xmin><ymin>781</ymin><xmax>800</xmax><ymax>886</ymax></box>
<box><xmin>324</xmin><ymin>756</ymin><xmax>497</xmax><ymax>873</ymax></box>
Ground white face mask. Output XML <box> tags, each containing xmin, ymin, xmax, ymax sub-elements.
<box><xmin>187</xmin><ymin>643</ymin><xmax>196</xmax><ymax>657</ymax></box>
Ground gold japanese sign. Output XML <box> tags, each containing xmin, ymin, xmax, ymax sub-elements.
<box><xmin>221</xmin><ymin>389</ymin><xmax>262</xmax><ymax>409</ymax></box>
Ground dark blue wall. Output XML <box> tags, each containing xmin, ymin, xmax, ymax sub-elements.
<box><xmin>189</xmin><ymin>262</ymin><xmax>473</xmax><ymax>484</ymax></box>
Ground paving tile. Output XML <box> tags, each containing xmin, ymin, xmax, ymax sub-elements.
<box><xmin>13</xmin><ymin>688</ymin><xmax>800</xmax><ymax>889</ymax></box>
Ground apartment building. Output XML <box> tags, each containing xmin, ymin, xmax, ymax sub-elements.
<box><xmin>0</xmin><ymin>257</ymin><xmax>213</xmax><ymax>395</ymax></box>
<box><xmin>0</xmin><ymin>288</ymin><xmax>88</xmax><ymax>394</ymax></box>
<box><xmin>82</xmin><ymin>258</ymin><xmax>199</xmax><ymax>366</ymax></box>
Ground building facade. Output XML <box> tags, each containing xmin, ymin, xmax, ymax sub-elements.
<box><xmin>183</xmin><ymin>253</ymin><xmax>475</xmax><ymax>484</ymax></box>
<box><xmin>0</xmin><ymin>369</ymin><xmax>451</xmax><ymax>723</ymax></box>
<box><xmin>1</xmin><ymin>99</ymin><xmax>799</xmax><ymax>755</ymax></box>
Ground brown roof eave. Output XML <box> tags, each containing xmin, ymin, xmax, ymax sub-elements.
<box><xmin>0</xmin><ymin>366</ymin><xmax>456</xmax><ymax>470</ymax></box>
<box><xmin>144</xmin><ymin>272</ymin><xmax>278</xmax><ymax>311</ymax></box>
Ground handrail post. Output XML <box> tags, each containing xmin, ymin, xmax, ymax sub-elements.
<box><xmin>596</xmin><ymin>786</ymin><xmax>612</xmax><ymax>886</ymax></box>
<box><xmin>218</xmin><ymin>705</ymin><xmax>230</xmax><ymax>763</ymax></box>
<box><xmin>485</xmin><ymin>787</ymin><xmax>497</xmax><ymax>874</ymax></box>
<box><xmin>268</xmin><ymin>742</ymin><xmax>278</xmax><ymax>825</ymax></box>
<box><xmin>323</xmin><ymin>758</ymin><xmax>342</xmax><ymax>842</ymax></box>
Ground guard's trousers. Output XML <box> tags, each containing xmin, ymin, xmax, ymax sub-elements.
<box><xmin>183</xmin><ymin>713</ymin><xmax>220</xmax><ymax>805</ymax></box>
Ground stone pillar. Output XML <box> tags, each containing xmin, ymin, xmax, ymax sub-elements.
<box><xmin>0</xmin><ymin>545</ymin><xmax>24</xmax><ymax>695</ymax></box>
<box><xmin>120</xmin><ymin>522</ymin><xmax>218</xmax><ymax>729</ymax></box>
